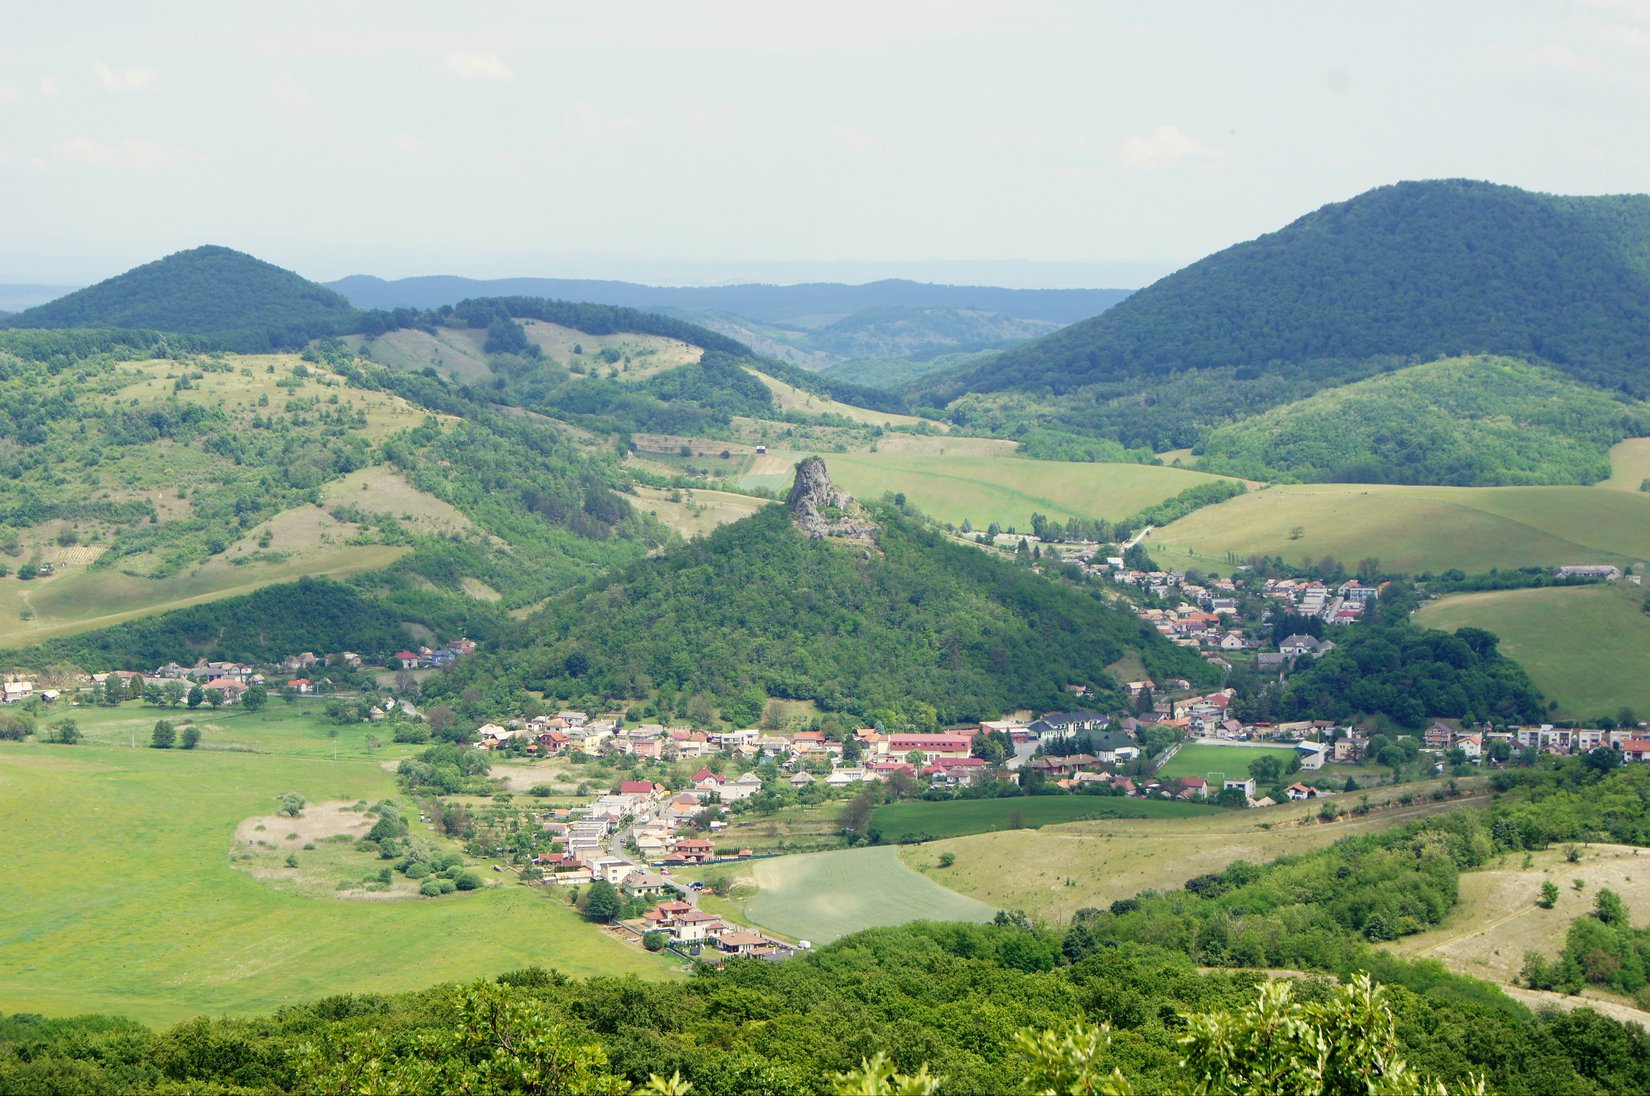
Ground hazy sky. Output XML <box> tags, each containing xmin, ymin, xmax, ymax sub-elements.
<box><xmin>4</xmin><ymin>1</ymin><xmax>1649</xmax><ymax>287</ymax></box>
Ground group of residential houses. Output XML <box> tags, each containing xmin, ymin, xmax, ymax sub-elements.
<box><xmin>1421</xmin><ymin>721</ymin><xmax>1650</xmax><ymax>762</ymax></box>
<box><xmin>0</xmin><ymin>639</ymin><xmax>476</xmax><ymax>708</ymax></box>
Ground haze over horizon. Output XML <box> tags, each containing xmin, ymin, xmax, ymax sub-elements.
<box><xmin>4</xmin><ymin>1</ymin><xmax>1650</xmax><ymax>287</ymax></box>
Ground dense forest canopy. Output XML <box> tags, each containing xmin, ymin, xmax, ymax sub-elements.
<box><xmin>938</xmin><ymin>180</ymin><xmax>1650</xmax><ymax>399</ymax></box>
<box><xmin>2</xmin><ymin>246</ymin><xmax>362</xmax><ymax>344</ymax></box>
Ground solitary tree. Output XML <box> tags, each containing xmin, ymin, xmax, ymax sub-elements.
<box><xmin>151</xmin><ymin>721</ymin><xmax>176</xmax><ymax>749</ymax></box>
<box><xmin>51</xmin><ymin>720</ymin><xmax>82</xmax><ymax>745</ymax></box>
<box><xmin>242</xmin><ymin>684</ymin><xmax>268</xmax><ymax>711</ymax></box>
<box><xmin>583</xmin><ymin>879</ymin><xmax>621</xmax><ymax>922</ymax></box>
<box><xmin>279</xmin><ymin>792</ymin><xmax>306</xmax><ymax>817</ymax></box>
<box><xmin>180</xmin><ymin>725</ymin><xmax>202</xmax><ymax>749</ymax></box>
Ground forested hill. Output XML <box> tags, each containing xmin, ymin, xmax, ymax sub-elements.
<box><xmin>935</xmin><ymin>180</ymin><xmax>1650</xmax><ymax>401</ymax></box>
<box><xmin>423</xmin><ymin>501</ymin><xmax>1219</xmax><ymax>726</ymax></box>
<box><xmin>2</xmin><ymin>246</ymin><xmax>361</xmax><ymax>342</ymax></box>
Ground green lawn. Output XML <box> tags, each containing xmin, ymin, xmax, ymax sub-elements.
<box><xmin>872</xmin><ymin>796</ymin><xmax>1213</xmax><ymax>840</ymax></box>
<box><xmin>1417</xmin><ymin>582</ymin><xmax>1650</xmax><ymax>720</ymax></box>
<box><xmin>1155</xmin><ymin>743</ymin><xmax>1301</xmax><ymax>783</ymax></box>
<box><xmin>1151</xmin><ymin>481</ymin><xmax>1650</xmax><ymax>576</ymax></box>
<box><xmin>57</xmin><ymin>698</ymin><xmax>423</xmax><ymax>761</ymax></box>
<box><xmin>0</xmin><ymin>737</ymin><xmax>672</xmax><ymax>1024</ymax></box>
<box><xmin>739</xmin><ymin>451</ymin><xmax>1238</xmax><ymax>529</ymax></box>
<box><xmin>740</xmin><ymin>846</ymin><xmax>997</xmax><ymax>944</ymax></box>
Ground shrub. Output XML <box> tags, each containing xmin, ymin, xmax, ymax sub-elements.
<box><xmin>454</xmin><ymin>871</ymin><xmax>483</xmax><ymax>891</ymax></box>
<box><xmin>420</xmin><ymin>878</ymin><xmax>445</xmax><ymax>897</ymax></box>
<box><xmin>937</xmin><ymin>852</ymin><xmax>956</xmax><ymax>868</ymax></box>
<box><xmin>642</xmin><ymin>931</ymin><xmax>668</xmax><ymax>952</ymax></box>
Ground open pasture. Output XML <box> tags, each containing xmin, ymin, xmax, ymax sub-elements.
<box><xmin>739</xmin><ymin>846</ymin><xmax>997</xmax><ymax>944</ymax></box>
<box><xmin>1417</xmin><ymin>582</ymin><xmax>1650</xmax><ymax>719</ymax></box>
<box><xmin>872</xmin><ymin>795</ymin><xmax>1213</xmax><ymax>841</ymax></box>
<box><xmin>900</xmin><ymin>779</ymin><xmax>1488</xmax><ymax>922</ymax></box>
<box><xmin>631</xmin><ymin>485</ymin><xmax>775</xmax><ymax>539</ymax></box>
<box><xmin>0</xmin><ymin>737</ymin><xmax>669</xmax><ymax>1024</ymax></box>
<box><xmin>1151</xmin><ymin>481</ymin><xmax>1650</xmax><ymax>575</ymax></box>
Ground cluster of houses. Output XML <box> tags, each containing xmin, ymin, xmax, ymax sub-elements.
<box><xmin>1422</xmin><ymin>721</ymin><xmax>1650</xmax><ymax>761</ymax></box>
<box><xmin>0</xmin><ymin>639</ymin><xmax>476</xmax><ymax>708</ymax></box>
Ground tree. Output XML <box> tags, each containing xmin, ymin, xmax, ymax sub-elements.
<box><xmin>186</xmin><ymin>685</ymin><xmax>205</xmax><ymax>709</ymax></box>
<box><xmin>101</xmin><ymin>675</ymin><xmax>124</xmax><ymax>707</ymax></box>
<box><xmin>1248</xmin><ymin>755</ymin><xmax>1284</xmax><ymax>787</ymax></box>
<box><xmin>162</xmin><ymin>681</ymin><xmax>187</xmax><ymax>708</ymax></box>
<box><xmin>1594</xmin><ymin>887</ymin><xmax>1628</xmax><ymax>926</ymax></box>
<box><xmin>582</xmin><ymin>879</ymin><xmax>620</xmax><ymax>922</ymax></box>
<box><xmin>151</xmin><ymin>721</ymin><xmax>176</xmax><ymax>749</ymax></box>
<box><xmin>642</xmin><ymin>930</ymin><xmax>668</xmax><ymax>952</ymax></box>
<box><xmin>180</xmin><ymin>725</ymin><xmax>201</xmax><ymax>749</ymax></box>
<box><xmin>1538</xmin><ymin>881</ymin><xmax>1559</xmax><ymax>909</ymax></box>
<box><xmin>51</xmin><ymin>719</ymin><xmax>82</xmax><ymax>745</ymax></box>
<box><xmin>278</xmin><ymin>792</ymin><xmax>306</xmax><ymax>817</ymax></box>
<box><xmin>242</xmin><ymin>684</ymin><xmax>268</xmax><ymax>712</ymax></box>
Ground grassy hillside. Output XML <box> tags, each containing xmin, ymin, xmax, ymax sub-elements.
<box><xmin>426</xmin><ymin>501</ymin><xmax>1220</xmax><ymax>726</ymax></box>
<box><xmin>1196</xmin><ymin>356</ymin><xmax>1650</xmax><ymax>486</ymax></box>
<box><xmin>0</xmin><ymin>731</ymin><xmax>669</xmax><ymax>1024</ymax></box>
<box><xmin>872</xmin><ymin>796</ymin><xmax>1213</xmax><ymax>841</ymax></box>
<box><xmin>897</xmin><ymin>779</ymin><xmax>1486</xmax><ymax>922</ymax></box>
<box><xmin>1416</xmin><ymin>581</ymin><xmax>1650</xmax><ymax>719</ymax></box>
<box><xmin>0</xmin><ymin>334</ymin><xmax>665</xmax><ymax>652</ymax></box>
<box><xmin>1151</xmin><ymin>480</ymin><xmax>1650</xmax><ymax>575</ymax></box>
<box><xmin>3</xmin><ymin>246</ymin><xmax>359</xmax><ymax>345</ymax></box>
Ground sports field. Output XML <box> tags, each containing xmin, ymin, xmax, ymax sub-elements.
<box><xmin>1151</xmin><ymin>481</ymin><xmax>1650</xmax><ymax>575</ymax></box>
<box><xmin>1417</xmin><ymin>582</ymin><xmax>1650</xmax><ymax>719</ymax></box>
<box><xmin>0</xmin><ymin>729</ymin><xmax>669</xmax><ymax>1024</ymax></box>
<box><xmin>1155</xmin><ymin>743</ymin><xmax>1301</xmax><ymax>783</ymax></box>
<box><xmin>872</xmin><ymin>796</ymin><xmax>1213</xmax><ymax>840</ymax></box>
<box><xmin>739</xmin><ymin>846</ymin><xmax>997</xmax><ymax>943</ymax></box>
<box><xmin>740</xmin><ymin>451</ymin><xmax>1238</xmax><ymax>530</ymax></box>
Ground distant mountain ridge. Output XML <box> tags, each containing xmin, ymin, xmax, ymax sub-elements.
<box><xmin>936</xmin><ymin>180</ymin><xmax>1650</xmax><ymax>402</ymax></box>
<box><xmin>328</xmin><ymin>274</ymin><xmax>1129</xmax><ymax>326</ymax></box>
<box><xmin>4</xmin><ymin>246</ymin><xmax>360</xmax><ymax>341</ymax></box>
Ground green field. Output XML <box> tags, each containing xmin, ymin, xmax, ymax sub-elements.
<box><xmin>1155</xmin><ymin>743</ymin><xmax>1301</xmax><ymax>783</ymax></box>
<box><xmin>1417</xmin><ymin>582</ymin><xmax>1650</xmax><ymax>719</ymax></box>
<box><xmin>737</xmin><ymin>846</ymin><xmax>997</xmax><ymax>944</ymax></box>
<box><xmin>1151</xmin><ymin>481</ymin><xmax>1650</xmax><ymax>575</ymax></box>
<box><xmin>872</xmin><ymin>795</ymin><xmax>1213</xmax><ymax>840</ymax></box>
<box><xmin>0</xmin><ymin>731</ymin><xmax>670</xmax><ymax>1024</ymax></box>
<box><xmin>740</xmin><ymin>451</ymin><xmax>1237</xmax><ymax>530</ymax></box>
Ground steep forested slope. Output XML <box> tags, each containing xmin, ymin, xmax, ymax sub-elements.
<box><xmin>425</xmin><ymin>503</ymin><xmax>1218</xmax><ymax>724</ymax></box>
<box><xmin>942</xmin><ymin>180</ymin><xmax>1650</xmax><ymax>400</ymax></box>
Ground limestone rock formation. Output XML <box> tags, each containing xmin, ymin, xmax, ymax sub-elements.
<box><xmin>785</xmin><ymin>457</ymin><xmax>878</xmax><ymax>541</ymax></box>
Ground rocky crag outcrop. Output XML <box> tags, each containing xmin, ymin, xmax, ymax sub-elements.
<box><xmin>785</xmin><ymin>457</ymin><xmax>878</xmax><ymax>541</ymax></box>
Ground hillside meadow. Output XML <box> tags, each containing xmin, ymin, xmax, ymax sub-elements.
<box><xmin>1385</xmin><ymin>843</ymin><xmax>1650</xmax><ymax>1026</ymax></box>
<box><xmin>1416</xmin><ymin>581</ymin><xmax>1650</xmax><ymax>719</ymax></box>
<box><xmin>0</xmin><ymin>729</ymin><xmax>669</xmax><ymax>1024</ymax></box>
<box><xmin>897</xmin><ymin>778</ymin><xmax>1490</xmax><ymax>922</ymax></box>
